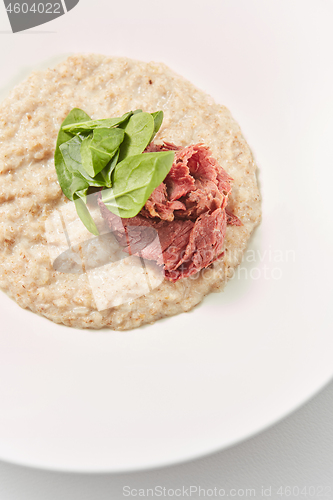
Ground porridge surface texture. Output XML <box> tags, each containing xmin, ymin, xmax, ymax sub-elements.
<box><xmin>0</xmin><ymin>54</ymin><xmax>261</xmax><ymax>330</ymax></box>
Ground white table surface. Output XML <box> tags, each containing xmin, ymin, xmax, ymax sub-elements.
<box><xmin>0</xmin><ymin>379</ymin><xmax>332</xmax><ymax>499</ymax></box>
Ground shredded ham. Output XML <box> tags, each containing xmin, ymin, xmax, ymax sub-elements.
<box><xmin>98</xmin><ymin>142</ymin><xmax>242</xmax><ymax>282</ymax></box>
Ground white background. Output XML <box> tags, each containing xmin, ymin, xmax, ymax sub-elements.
<box><xmin>0</xmin><ymin>0</ymin><xmax>333</xmax><ymax>496</ymax></box>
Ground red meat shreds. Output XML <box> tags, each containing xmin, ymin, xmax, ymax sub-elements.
<box><xmin>98</xmin><ymin>200</ymin><xmax>225</xmax><ymax>282</ymax></box>
<box><xmin>144</xmin><ymin>141</ymin><xmax>181</xmax><ymax>153</ymax></box>
<box><xmin>141</xmin><ymin>183</ymin><xmax>186</xmax><ymax>222</ymax></box>
<box><xmin>163</xmin><ymin>208</ymin><xmax>227</xmax><ymax>281</ymax></box>
<box><xmin>143</xmin><ymin>143</ymin><xmax>232</xmax><ymax>222</ymax></box>
<box><xmin>225</xmin><ymin>208</ymin><xmax>242</xmax><ymax>226</ymax></box>
<box><xmin>98</xmin><ymin>142</ymin><xmax>242</xmax><ymax>282</ymax></box>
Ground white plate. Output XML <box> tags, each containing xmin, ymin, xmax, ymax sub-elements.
<box><xmin>0</xmin><ymin>0</ymin><xmax>333</xmax><ymax>472</ymax></box>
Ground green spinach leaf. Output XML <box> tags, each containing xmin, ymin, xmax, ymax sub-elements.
<box><xmin>62</xmin><ymin>111</ymin><xmax>133</xmax><ymax>135</ymax></box>
<box><xmin>94</xmin><ymin>149</ymin><xmax>119</xmax><ymax>188</ymax></box>
<box><xmin>55</xmin><ymin>107</ymin><xmax>168</xmax><ymax>235</ymax></box>
<box><xmin>79</xmin><ymin>134</ymin><xmax>93</xmax><ymax>174</ymax></box>
<box><xmin>54</xmin><ymin>108</ymin><xmax>91</xmax><ymax>200</ymax></box>
<box><xmin>69</xmin><ymin>176</ymin><xmax>89</xmax><ymax>199</ymax></box>
<box><xmin>118</xmin><ymin>112</ymin><xmax>154</xmax><ymax>162</ymax></box>
<box><xmin>150</xmin><ymin>111</ymin><xmax>163</xmax><ymax>142</ymax></box>
<box><xmin>81</xmin><ymin>128</ymin><xmax>124</xmax><ymax>178</ymax></box>
<box><xmin>74</xmin><ymin>196</ymin><xmax>99</xmax><ymax>236</ymax></box>
<box><xmin>101</xmin><ymin>151</ymin><xmax>174</xmax><ymax>218</ymax></box>
<box><xmin>59</xmin><ymin>135</ymin><xmax>83</xmax><ymax>175</ymax></box>
<box><xmin>60</xmin><ymin>136</ymin><xmax>109</xmax><ymax>188</ymax></box>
